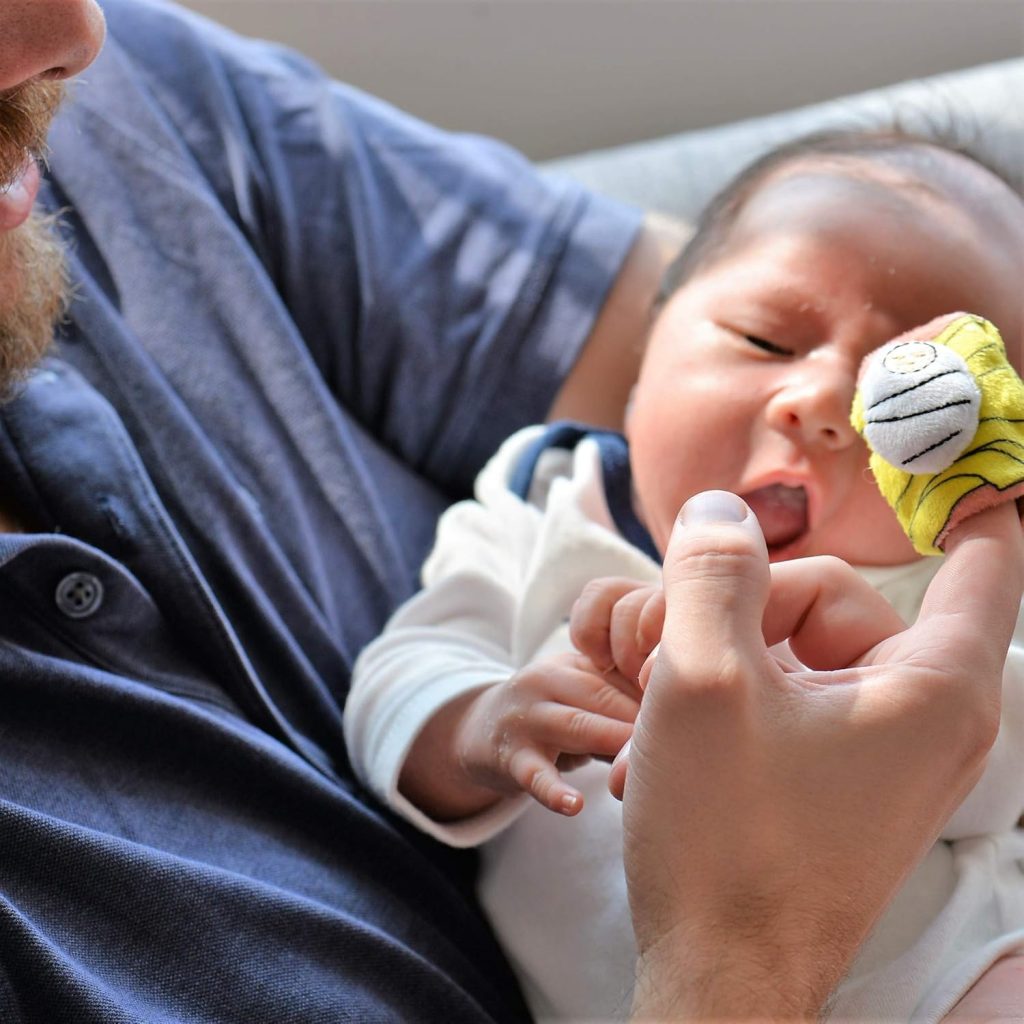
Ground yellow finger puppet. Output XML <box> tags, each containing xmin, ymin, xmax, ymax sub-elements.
<box><xmin>850</xmin><ymin>312</ymin><xmax>1024</xmax><ymax>556</ymax></box>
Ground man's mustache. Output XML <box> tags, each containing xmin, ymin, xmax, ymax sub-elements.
<box><xmin>0</xmin><ymin>80</ymin><xmax>66</xmax><ymax>189</ymax></box>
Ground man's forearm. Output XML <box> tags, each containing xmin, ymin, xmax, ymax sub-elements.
<box><xmin>548</xmin><ymin>216</ymin><xmax>687</xmax><ymax>430</ymax></box>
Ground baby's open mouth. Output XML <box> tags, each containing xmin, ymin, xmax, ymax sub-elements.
<box><xmin>742</xmin><ymin>483</ymin><xmax>809</xmax><ymax>550</ymax></box>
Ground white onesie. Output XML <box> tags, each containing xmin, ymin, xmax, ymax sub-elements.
<box><xmin>345</xmin><ymin>424</ymin><xmax>1024</xmax><ymax>1023</ymax></box>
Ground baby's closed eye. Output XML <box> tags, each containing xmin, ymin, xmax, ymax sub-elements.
<box><xmin>745</xmin><ymin>334</ymin><xmax>793</xmax><ymax>356</ymax></box>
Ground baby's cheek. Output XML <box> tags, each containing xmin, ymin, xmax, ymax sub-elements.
<box><xmin>841</xmin><ymin>474</ymin><xmax>919</xmax><ymax>564</ymax></box>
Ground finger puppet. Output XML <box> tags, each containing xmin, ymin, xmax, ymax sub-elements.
<box><xmin>850</xmin><ymin>312</ymin><xmax>1024</xmax><ymax>555</ymax></box>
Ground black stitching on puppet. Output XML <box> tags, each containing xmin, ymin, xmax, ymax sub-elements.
<box><xmin>902</xmin><ymin>429</ymin><xmax>964</xmax><ymax>466</ymax></box>
<box><xmin>965</xmin><ymin>342</ymin><xmax>999</xmax><ymax>366</ymax></box>
<box><xmin>920</xmin><ymin>471</ymin><xmax>979</xmax><ymax>506</ymax></box>
<box><xmin>957</xmin><ymin>437</ymin><xmax>1024</xmax><ymax>464</ymax></box>
<box><xmin>976</xmin><ymin>365</ymin><xmax>1008</xmax><ymax>381</ymax></box>
<box><xmin>865</xmin><ymin>368</ymin><xmax>959</xmax><ymax>412</ymax></box>
<box><xmin>868</xmin><ymin>398</ymin><xmax>974</xmax><ymax>425</ymax></box>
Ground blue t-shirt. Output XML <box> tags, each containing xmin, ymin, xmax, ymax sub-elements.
<box><xmin>0</xmin><ymin>1</ymin><xmax>640</xmax><ymax>1020</ymax></box>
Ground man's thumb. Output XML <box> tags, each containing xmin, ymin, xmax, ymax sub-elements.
<box><xmin>658</xmin><ymin>491</ymin><xmax>771</xmax><ymax>671</ymax></box>
<box><xmin>611</xmin><ymin>493</ymin><xmax>771</xmax><ymax>802</ymax></box>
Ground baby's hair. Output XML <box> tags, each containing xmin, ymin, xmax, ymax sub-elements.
<box><xmin>656</xmin><ymin>126</ymin><xmax>1021</xmax><ymax>309</ymax></box>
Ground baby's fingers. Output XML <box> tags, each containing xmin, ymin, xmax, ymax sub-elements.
<box><xmin>571</xmin><ymin>577</ymin><xmax>652</xmax><ymax>672</ymax></box>
<box><xmin>546</xmin><ymin>657</ymin><xmax>641</xmax><ymax>720</ymax></box>
<box><xmin>609</xmin><ymin>587</ymin><xmax>665</xmax><ymax>682</ymax></box>
<box><xmin>508</xmin><ymin>747</ymin><xmax>583</xmax><ymax>816</ymax></box>
<box><xmin>530</xmin><ymin>703</ymin><xmax>634</xmax><ymax>759</ymax></box>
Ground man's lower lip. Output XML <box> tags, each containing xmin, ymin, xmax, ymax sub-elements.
<box><xmin>0</xmin><ymin>159</ymin><xmax>41</xmax><ymax>232</ymax></box>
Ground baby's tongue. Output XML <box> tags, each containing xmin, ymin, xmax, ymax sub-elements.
<box><xmin>743</xmin><ymin>484</ymin><xmax>808</xmax><ymax>548</ymax></box>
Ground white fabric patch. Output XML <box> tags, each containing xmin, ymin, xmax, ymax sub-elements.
<box><xmin>860</xmin><ymin>340</ymin><xmax>980</xmax><ymax>474</ymax></box>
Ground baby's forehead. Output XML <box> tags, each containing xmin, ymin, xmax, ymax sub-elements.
<box><xmin>709</xmin><ymin>145</ymin><xmax>1024</xmax><ymax>369</ymax></box>
<box><xmin>737</xmin><ymin>148</ymin><xmax>1024</xmax><ymax>248</ymax></box>
<box><xmin>731</xmin><ymin>168</ymin><xmax>928</xmax><ymax>237</ymax></box>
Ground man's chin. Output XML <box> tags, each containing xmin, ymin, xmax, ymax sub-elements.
<box><xmin>0</xmin><ymin>211</ymin><xmax>69</xmax><ymax>399</ymax></box>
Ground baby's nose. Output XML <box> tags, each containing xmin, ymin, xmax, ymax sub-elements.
<box><xmin>766</xmin><ymin>370</ymin><xmax>859</xmax><ymax>451</ymax></box>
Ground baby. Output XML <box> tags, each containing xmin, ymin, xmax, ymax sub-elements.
<box><xmin>345</xmin><ymin>130</ymin><xmax>1024</xmax><ymax>1021</ymax></box>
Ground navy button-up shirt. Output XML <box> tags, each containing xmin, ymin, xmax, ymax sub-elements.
<box><xmin>0</xmin><ymin>1</ymin><xmax>639</xmax><ymax>1020</ymax></box>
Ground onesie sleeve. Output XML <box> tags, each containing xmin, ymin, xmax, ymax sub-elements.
<box><xmin>105</xmin><ymin>0</ymin><xmax>641</xmax><ymax>492</ymax></box>
<box><xmin>345</xmin><ymin>428</ymin><xmax>547</xmax><ymax>846</ymax></box>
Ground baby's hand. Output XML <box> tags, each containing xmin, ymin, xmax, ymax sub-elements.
<box><xmin>454</xmin><ymin>652</ymin><xmax>639</xmax><ymax>815</ymax></box>
<box><xmin>569</xmin><ymin>577</ymin><xmax>665</xmax><ymax>684</ymax></box>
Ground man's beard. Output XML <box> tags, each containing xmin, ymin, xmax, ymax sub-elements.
<box><xmin>0</xmin><ymin>80</ymin><xmax>70</xmax><ymax>398</ymax></box>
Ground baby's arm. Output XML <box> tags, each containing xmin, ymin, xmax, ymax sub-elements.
<box><xmin>346</xmin><ymin>426</ymin><xmax>646</xmax><ymax>840</ymax></box>
<box><xmin>399</xmin><ymin>651</ymin><xmax>639</xmax><ymax>819</ymax></box>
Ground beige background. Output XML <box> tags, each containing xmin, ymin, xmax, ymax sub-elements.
<box><xmin>178</xmin><ymin>0</ymin><xmax>1024</xmax><ymax>159</ymax></box>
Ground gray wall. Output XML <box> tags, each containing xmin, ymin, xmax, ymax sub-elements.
<box><xmin>179</xmin><ymin>0</ymin><xmax>1024</xmax><ymax>160</ymax></box>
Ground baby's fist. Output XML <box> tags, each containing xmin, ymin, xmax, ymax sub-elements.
<box><xmin>570</xmin><ymin>577</ymin><xmax>664</xmax><ymax>685</ymax></box>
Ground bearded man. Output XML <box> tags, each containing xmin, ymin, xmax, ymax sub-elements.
<box><xmin>0</xmin><ymin>3</ymin><xmax>1021</xmax><ymax>1022</ymax></box>
<box><xmin>0</xmin><ymin>79</ymin><xmax>67</xmax><ymax>394</ymax></box>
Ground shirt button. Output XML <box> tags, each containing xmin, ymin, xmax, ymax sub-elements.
<box><xmin>55</xmin><ymin>572</ymin><xmax>105</xmax><ymax>619</ymax></box>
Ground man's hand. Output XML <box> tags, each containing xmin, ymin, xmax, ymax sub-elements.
<box><xmin>548</xmin><ymin>218</ymin><xmax>688</xmax><ymax>429</ymax></box>
<box><xmin>619</xmin><ymin>490</ymin><xmax>1024</xmax><ymax>1021</ymax></box>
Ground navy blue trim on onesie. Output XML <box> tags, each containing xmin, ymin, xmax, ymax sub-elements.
<box><xmin>508</xmin><ymin>421</ymin><xmax>660</xmax><ymax>563</ymax></box>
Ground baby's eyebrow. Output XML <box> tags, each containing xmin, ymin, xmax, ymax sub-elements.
<box><xmin>726</xmin><ymin>284</ymin><xmax>827</xmax><ymax>336</ymax></box>
<box><xmin>722</xmin><ymin>263</ymin><xmax>824</xmax><ymax>311</ymax></box>
<box><xmin>762</xmin><ymin>283</ymin><xmax>826</xmax><ymax>315</ymax></box>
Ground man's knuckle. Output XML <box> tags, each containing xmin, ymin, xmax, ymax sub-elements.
<box><xmin>923</xmin><ymin>665</ymin><xmax>1001</xmax><ymax>765</ymax></box>
<box><xmin>662</xmin><ymin>647</ymin><xmax>747</xmax><ymax>702</ymax></box>
<box><xmin>960</xmin><ymin>697</ymin><xmax>1001</xmax><ymax>764</ymax></box>
<box><xmin>668</xmin><ymin>540</ymin><xmax>762</xmax><ymax>590</ymax></box>
<box><xmin>682</xmin><ymin>570</ymin><xmax>753</xmax><ymax>621</ymax></box>
<box><xmin>813</xmin><ymin>554</ymin><xmax>852</xmax><ymax>591</ymax></box>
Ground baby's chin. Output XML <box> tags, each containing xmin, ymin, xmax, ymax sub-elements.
<box><xmin>769</xmin><ymin>528</ymin><xmax>920</xmax><ymax>568</ymax></box>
